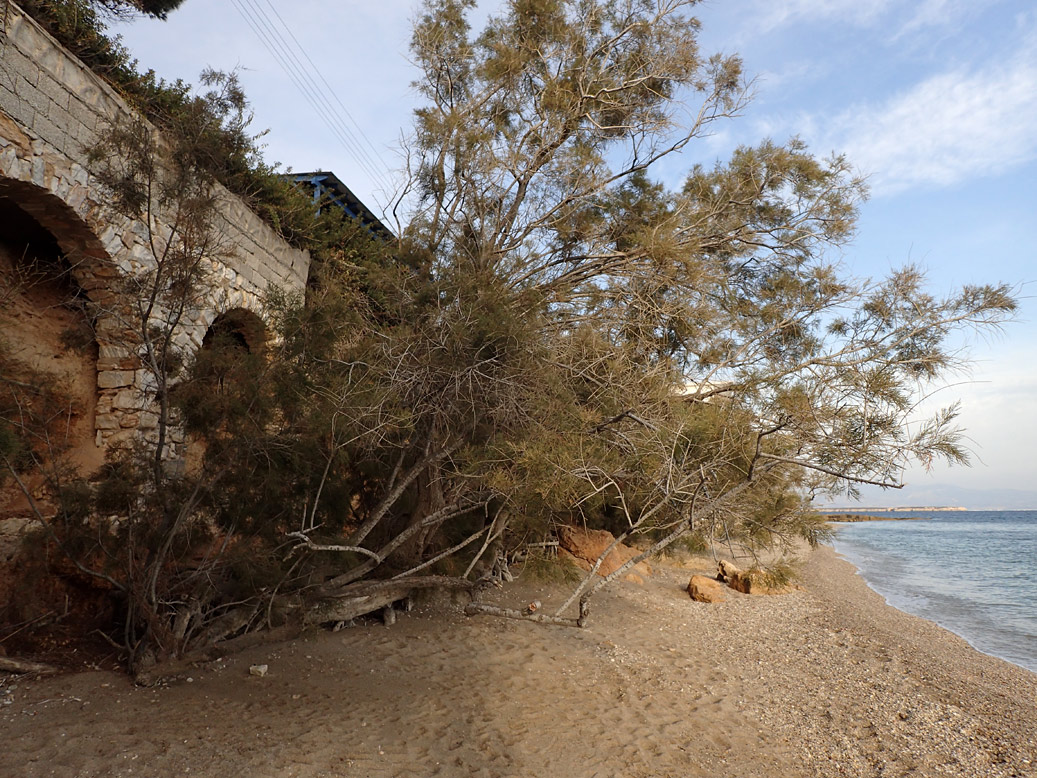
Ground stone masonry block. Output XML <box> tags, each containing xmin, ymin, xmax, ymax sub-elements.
<box><xmin>3</xmin><ymin>46</ymin><xmax>40</xmax><ymax>92</ymax></box>
<box><xmin>0</xmin><ymin>98</ymin><xmax>33</xmax><ymax>139</ymax></box>
<box><xmin>112</xmin><ymin>388</ymin><xmax>143</xmax><ymax>411</ymax></box>
<box><xmin>70</xmin><ymin>160</ymin><xmax>90</xmax><ymax>186</ymax></box>
<box><xmin>58</xmin><ymin>58</ymin><xmax>96</xmax><ymax>101</ymax></box>
<box><xmin>50</xmin><ymin>170</ymin><xmax>71</xmax><ymax>201</ymax></box>
<box><xmin>22</xmin><ymin>80</ymin><xmax>50</xmax><ymax>123</ymax></box>
<box><xmin>66</xmin><ymin>183</ymin><xmax>87</xmax><ymax>212</ymax></box>
<box><xmin>97</xmin><ymin>370</ymin><xmax>135</xmax><ymax>389</ymax></box>
<box><xmin>97</xmin><ymin>344</ymin><xmax>134</xmax><ymax>360</ymax></box>
<box><xmin>33</xmin><ymin>45</ymin><xmax>68</xmax><ymax>86</ymax></box>
<box><xmin>97</xmin><ymin>356</ymin><xmax>139</xmax><ymax>372</ymax></box>
<box><xmin>137</xmin><ymin>411</ymin><xmax>159</xmax><ymax>430</ymax></box>
<box><xmin>2</xmin><ymin>149</ymin><xmax>30</xmax><ymax>182</ymax></box>
<box><xmin>30</xmin><ymin>154</ymin><xmax>45</xmax><ymax>186</ymax></box>
<box><xmin>67</xmin><ymin>95</ymin><xmax>99</xmax><ymax>131</ymax></box>
<box><xmin>94</xmin><ymin>414</ymin><xmax>120</xmax><ymax>431</ymax></box>
<box><xmin>38</xmin><ymin>73</ymin><xmax>70</xmax><ymax>112</ymax></box>
<box><xmin>103</xmin><ymin>429</ymin><xmax>138</xmax><ymax>448</ymax></box>
<box><xmin>0</xmin><ymin>61</ymin><xmax>16</xmax><ymax>95</ymax></box>
<box><xmin>8</xmin><ymin>10</ymin><xmax>50</xmax><ymax>58</ymax></box>
<box><xmin>45</xmin><ymin>99</ymin><xmax>74</xmax><ymax>147</ymax></box>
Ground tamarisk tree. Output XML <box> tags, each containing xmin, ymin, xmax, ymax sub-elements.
<box><xmin>10</xmin><ymin>0</ymin><xmax>1009</xmax><ymax>669</ymax></box>
<box><xmin>294</xmin><ymin>0</ymin><xmax>1014</xmax><ymax>621</ymax></box>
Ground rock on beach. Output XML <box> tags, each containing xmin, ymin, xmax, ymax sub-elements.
<box><xmin>688</xmin><ymin>574</ymin><xmax>727</xmax><ymax>602</ymax></box>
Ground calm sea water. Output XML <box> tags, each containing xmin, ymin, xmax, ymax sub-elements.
<box><xmin>830</xmin><ymin>510</ymin><xmax>1037</xmax><ymax>674</ymax></box>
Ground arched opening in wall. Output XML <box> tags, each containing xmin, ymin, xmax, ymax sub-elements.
<box><xmin>0</xmin><ymin>184</ymin><xmax>104</xmax><ymax>519</ymax></box>
<box><xmin>180</xmin><ymin>308</ymin><xmax>268</xmax><ymax>473</ymax></box>
<box><xmin>201</xmin><ymin>308</ymin><xmax>267</xmax><ymax>357</ymax></box>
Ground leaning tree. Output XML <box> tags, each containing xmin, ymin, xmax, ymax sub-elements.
<box><xmin>7</xmin><ymin>0</ymin><xmax>1011</xmax><ymax>673</ymax></box>
<box><xmin>302</xmin><ymin>0</ymin><xmax>1014</xmax><ymax>622</ymax></box>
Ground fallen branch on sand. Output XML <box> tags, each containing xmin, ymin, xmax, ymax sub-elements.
<box><xmin>305</xmin><ymin>575</ymin><xmax>474</xmax><ymax>626</ymax></box>
<box><xmin>0</xmin><ymin>656</ymin><xmax>59</xmax><ymax>675</ymax></box>
<box><xmin>464</xmin><ymin>599</ymin><xmax>591</xmax><ymax>628</ymax></box>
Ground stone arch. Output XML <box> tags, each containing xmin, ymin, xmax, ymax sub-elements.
<box><xmin>0</xmin><ymin>170</ymin><xmax>143</xmax><ymax>457</ymax></box>
<box><xmin>0</xmin><ymin>177</ymin><xmax>115</xmax><ymax>304</ymax></box>
<box><xmin>0</xmin><ymin>180</ymin><xmax>107</xmax><ymax>511</ymax></box>
<box><xmin>201</xmin><ymin>307</ymin><xmax>268</xmax><ymax>356</ymax></box>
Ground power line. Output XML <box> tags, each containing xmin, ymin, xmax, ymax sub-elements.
<box><xmin>230</xmin><ymin>0</ymin><xmax>394</xmax><ymax>201</ymax></box>
<box><xmin>262</xmin><ymin>0</ymin><xmax>389</xmax><ymax>180</ymax></box>
<box><xmin>243</xmin><ymin>0</ymin><xmax>387</xmax><ymax>185</ymax></box>
<box><xmin>233</xmin><ymin>0</ymin><xmax>383</xmax><ymax>188</ymax></box>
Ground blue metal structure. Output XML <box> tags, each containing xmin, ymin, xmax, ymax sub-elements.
<box><xmin>288</xmin><ymin>171</ymin><xmax>393</xmax><ymax>240</ymax></box>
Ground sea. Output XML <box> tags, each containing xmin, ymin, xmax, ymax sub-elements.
<box><xmin>830</xmin><ymin>510</ymin><xmax>1037</xmax><ymax>674</ymax></box>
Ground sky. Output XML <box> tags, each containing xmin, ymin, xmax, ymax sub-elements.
<box><xmin>107</xmin><ymin>0</ymin><xmax>1037</xmax><ymax>508</ymax></box>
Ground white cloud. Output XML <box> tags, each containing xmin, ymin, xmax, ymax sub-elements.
<box><xmin>892</xmin><ymin>0</ymin><xmax>978</xmax><ymax>41</ymax></box>
<box><xmin>815</xmin><ymin>52</ymin><xmax>1037</xmax><ymax>194</ymax></box>
<box><xmin>750</xmin><ymin>0</ymin><xmax>894</xmax><ymax>34</ymax></box>
<box><xmin>744</xmin><ymin>0</ymin><xmax>998</xmax><ymax>46</ymax></box>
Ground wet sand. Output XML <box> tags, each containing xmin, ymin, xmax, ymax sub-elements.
<box><xmin>1</xmin><ymin>545</ymin><xmax>1035</xmax><ymax>777</ymax></box>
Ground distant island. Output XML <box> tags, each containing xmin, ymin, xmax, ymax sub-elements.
<box><xmin>822</xmin><ymin>513</ymin><xmax>932</xmax><ymax>522</ymax></box>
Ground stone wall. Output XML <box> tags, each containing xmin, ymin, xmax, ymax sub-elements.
<box><xmin>0</xmin><ymin>2</ymin><xmax>311</xmax><ymax>456</ymax></box>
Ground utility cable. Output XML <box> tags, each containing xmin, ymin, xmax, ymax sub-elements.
<box><xmin>230</xmin><ymin>0</ymin><xmax>393</xmax><ymax>201</ymax></box>
<box><xmin>234</xmin><ymin>0</ymin><xmax>378</xmax><ymax>184</ymax></box>
<box><xmin>243</xmin><ymin>0</ymin><xmax>389</xmax><ymax>189</ymax></box>
<box><xmin>262</xmin><ymin>0</ymin><xmax>389</xmax><ymax>183</ymax></box>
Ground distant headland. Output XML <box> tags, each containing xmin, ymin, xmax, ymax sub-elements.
<box><xmin>822</xmin><ymin>513</ymin><xmax>932</xmax><ymax>522</ymax></box>
<box><xmin>822</xmin><ymin>506</ymin><xmax>967</xmax><ymax>513</ymax></box>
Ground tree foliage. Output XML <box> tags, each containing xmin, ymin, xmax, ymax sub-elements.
<box><xmin>1</xmin><ymin>0</ymin><xmax>1017</xmax><ymax>669</ymax></box>
<box><xmin>179</xmin><ymin>0</ymin><xmax>1014</xmax><ymax>625</ymax></box>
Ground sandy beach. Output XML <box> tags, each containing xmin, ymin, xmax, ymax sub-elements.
<box><xmin>1</xmin><ymin>545</ymin><xmax>1035</xmax><ymax>778</ymax></box>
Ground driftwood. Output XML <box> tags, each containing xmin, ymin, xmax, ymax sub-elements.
<box><xmin>0</xmin><ymin>656</ymin><xmax>59</xmax><ymax>675</ymax></box>
<box><xmin>130</xmin><ymin>575</ymin><xmax>475</xmax><ymax>684</ymax></box>
<box><xmin>305</xmin><ymin>575</ymin><xmax>474</xmax><ymax>626</ymax></box>
<box><xmin>465</xmin><ymin>598</ymin><xmax>591</xmax><ymax>628</ymax></box>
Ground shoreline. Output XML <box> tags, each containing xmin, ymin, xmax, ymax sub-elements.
<box><xmin>808</xmin><ymin>545</ymin><xmax>1037</xmax><ymax>682</ymax></box>
<box><xmin>2</xmin><ymin>546</ymin><xmax>1035</xmax><ymax>777</ymax></box>
<box><xmin>830</xmin><ymin>540</ymin><xmax>1037</xmax><ymax>675</ymax></box>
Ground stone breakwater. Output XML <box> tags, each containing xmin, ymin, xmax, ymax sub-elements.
<box><xmin>0</xmin><ymin>1</ymin><xmax>309</xmax><ymax>455</ymax></box>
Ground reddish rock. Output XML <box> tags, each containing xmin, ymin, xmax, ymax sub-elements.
<box><xmin>717</xmin><ymin>560</ymin><xmax>793</xmax><ymax>595</ymax></box>
<box><xmin>558</xmin><ymin>547</ymin><xmax>592</xmax><ymax>572</ymax></box>
<box><xmin>687</xmin><ymin>575</ymin><xmax>726</xmax><ymax>603</ymax></box>
<box><xmin>557</xmin><ymin>526</ymin><xmax>652</xmax><ymax>579</ymax></box>
<box><xmin>716</xmin><ymin>559</ymin><xmax>742</xmax><ymax>584</ymax></box>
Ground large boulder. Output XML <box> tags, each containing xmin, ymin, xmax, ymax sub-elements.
<box><xmin>716</xmin><ymin>560</ymin><xmax>793</xmax><ymax>595</ymax></box>
<box><xmin>687</xmin><ymin>574</ymin><xmax>727</xmax><ymax>603</ymax></box>
<box><xmin>558</xmin><ymin>547</ymin><xmax>592</xmax><ymax>572</ymax></box>
<box><xmin>557</xmin><ymin>526</ymin><xmax>652</xmax><ymax>579</ymax></box>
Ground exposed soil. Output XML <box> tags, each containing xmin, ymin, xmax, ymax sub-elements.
<box><xmin>0</xmin><ymin>202</ymin><xmax>106</xmax><ymax>647</ymax></box>
<box><xmin>0</xmin><ymin>206</ymin><xmax>103</xmax><ymax>516</ymax></box>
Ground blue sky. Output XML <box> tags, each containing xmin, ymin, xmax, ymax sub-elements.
<box><xmin>109</xmin><ymin>1</ymin><xmax>1037</xmax><ymax>507</ymax></box>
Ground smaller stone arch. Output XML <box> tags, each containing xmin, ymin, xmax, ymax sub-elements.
<box><xmin>201</xmin><ymin>308</ymin><xmax>268</xmax><ymax>356</ymax></box>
